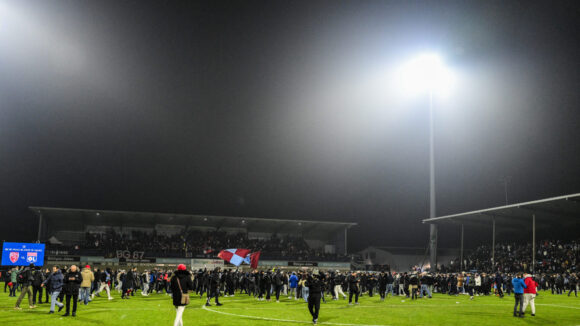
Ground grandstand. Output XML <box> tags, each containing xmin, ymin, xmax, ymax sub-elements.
<box><xmin>422</xmin><ymin>193</ymin><xmax>580</xmax><ymax>272</ymax></box>
<box><xmin>30</xmin><ymin>207</ymin><xmax>356</xmax><ymax>270</ymax></box>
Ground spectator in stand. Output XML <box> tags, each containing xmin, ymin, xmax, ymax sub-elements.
<box><xmin>446</xmin><ymin>239</ymin><xmax>580</xmax><ymax>274</ymax></box>
<box><xmin>49</xmin><ymin>228</ymin><xmax>349</xmax><ymax>263</ymax></box>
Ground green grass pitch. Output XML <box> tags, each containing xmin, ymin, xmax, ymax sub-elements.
<box><xmin>1</xmin><ymin>283</ymin><xmax>579</xmax><ymax>325</ymax></box>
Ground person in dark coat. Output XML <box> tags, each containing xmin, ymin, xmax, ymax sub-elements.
<box><xmin>306</xmin><ymin>271</ymin><xmax>325</xmax><ymax>325</ymax></box>
<box><xmin>170</xmin><ymin>264</ymin><xmax>193</xmax><ymax>326</ymax></box>
<box><xmin>62</xmin><ymin>265</ymin><xmax>83</xmax><ymax>317</ymax></box>
<box><xmin>347</xmin><ymin>271</ymin><xmax>360</xmax><ymax>305</ymax></box>
<box><xmin>495</xmin><ymin>272</ymin><xmax>505</xmax><ymax>298</ymax></box>
<box><xmin>273</xmin><ymin>270</ymin><xmax>284</xmax><ymax>302</ymax></box>
<box><xmin>41</xmin><ymin>265</ymin><xmax>65</xmax><ymax>313</ymax></box>
<box><xmin>14</xmin><ymin>264</ymin><xmax>35</xmax><ymax>309</ymax></box>
<box><xmin>121</xmin><ymin>269</ymin><xmax>135</xmax><ymax>299</ymax></box>
<box><xmin>206</xmin><ymin>267</ymin><xmax>222</xmax><ymax>306</ymax></box>
<box><xmin>32</xmin><ymin>267</ymin><xmax>45</xmax><ymax>305</ymax></box>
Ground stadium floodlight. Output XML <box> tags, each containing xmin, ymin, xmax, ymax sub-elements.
<box><xmin>397</xmin><ymin>52</ymin><xmax>454</xmax><ymax>269</ymax></box>
<box><xmin>398</xmin><ymin>53</ymin><xmax>454</xmax><ymax>97</ymax></box>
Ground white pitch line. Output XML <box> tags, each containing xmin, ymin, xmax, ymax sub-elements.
<box><xmin>536</xmin><ymin>303</ymin><xmax>580</xmax><ymax>310</ymax></box>
<box><xmin>202</xmin><ymin>304</ymin><xmax>389</xmax><ymax>326</ymax></box>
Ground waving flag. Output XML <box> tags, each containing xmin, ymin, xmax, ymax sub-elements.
<box><xmin>242</xmin><ymin>251</ymin><xmax>261</xmax><ymax>269</ymax></box>
<box><xmin>249</xmin><ymin>251</ymin><xmax>261</xmax><ymax>269</ymax></box>
<box><xmin>217</xmin><ymin>248</ymin><xmax>251</xmax><ymax>266</ymax></box>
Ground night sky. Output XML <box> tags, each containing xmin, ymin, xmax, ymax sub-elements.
<box><xmin>1</xmin><ymin>0</ymin><xmax>579</xmax><ymax>250</ymax></box>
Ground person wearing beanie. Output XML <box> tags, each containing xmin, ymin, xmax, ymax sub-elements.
<box><xmin>170</xmin><ymin>264</ymin><xmax>193</xmax><ymax>326</ymax></box>
<box><xmin>80</xmin><ymin>265</ymin><xmax>95</xmax><ymax>305</ymax></box>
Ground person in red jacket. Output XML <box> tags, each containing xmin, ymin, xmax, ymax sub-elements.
<box><xmin>522</xmin><ymin>274</ymin><xmax>537</xmax><ymax>316</ymax></box>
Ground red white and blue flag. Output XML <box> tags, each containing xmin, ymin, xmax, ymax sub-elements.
<box><xmin>217</xmin><ymin>249</ymin><xmax>251</xmax><ymax>266</ymax></box>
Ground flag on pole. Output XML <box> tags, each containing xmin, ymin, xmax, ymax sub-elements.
<box><xmin>217</xmin><ymin>248</ymin><xmax>251</xmax><ymax>266</ymax></box>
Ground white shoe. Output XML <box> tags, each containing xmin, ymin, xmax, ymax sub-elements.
<box><xmin>108</xmin><ymin>297</ymin><xmax>114</xmax><ymax>300</ymax></box>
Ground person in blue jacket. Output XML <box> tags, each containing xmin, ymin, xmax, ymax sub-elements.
<box><xmin>289</xmin><ymin>272</ymin><xmax>299</xmax><ymax>299</ymax></box>
<box><xmin>512</xmin><ymin>273</ymin><xmax>527</xmax><ymax>317</ymax></box>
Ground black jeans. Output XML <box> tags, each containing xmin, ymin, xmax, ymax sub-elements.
<box><xmin>33</xmin><ymin>286</ymin><xmax>43</xmax><ymax>304</ymax></box>
<box><xmin>379</xmin><ymin>287</ymin><xmax>386</xmax><ymax>299</ymax></box>
<box><xmin>349</xmin><ymin>290</ymin><xmax>359</xmax><ymax>303</ymax></box>
<box><xmin>497</xmin><ymin>286</ymin><xmax>504</xmax><ymax>297</ymax></box>
<box><xmin>274</xmin><ymin>285</ymin><xmax>282</xmax><ymax>301</ymax></box>
<box><xmin>514</xmin><ymin>293</ymin><xmax>523</xmax><ymax>316</ymax></box>
<box><xmin>207</xmin><ymin>288</ymin><xmax>220</xmax><ymax>304</ymax></box>
<box><xmin>308</xmin><ymin>294</ymin><xmax>321</xmax><ymax>320</ymax></box>
<box><xmin>65</xmin><ymin>293</ymin><xmax>79</xmax><ymax>314</ymax></box>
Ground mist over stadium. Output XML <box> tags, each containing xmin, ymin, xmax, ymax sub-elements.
<box><xmin>1</xmin><ymin>1</ymin><xmax>579</xmax><ymax>325</ymax></box>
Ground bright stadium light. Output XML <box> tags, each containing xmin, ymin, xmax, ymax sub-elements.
<box><xmin>396</xmin><ymin>52</ymin><xmax>455</xmax><ymax>270</ymax></box>
<box><xmin>398</xmin><ymin>53</ymin><xmax>454</xmax><ymax>97</ymax></box>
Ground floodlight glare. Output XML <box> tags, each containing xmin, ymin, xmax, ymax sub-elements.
<box><xmin>399</xmin><ymin>53</ymin><xmax>454</xmax><ymax>96</ymax></box>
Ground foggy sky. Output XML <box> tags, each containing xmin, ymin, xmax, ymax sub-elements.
<box><xmin>1</xmin><ymin>0</ymin><xmax>579</xmax><ymax>250</ymax></box>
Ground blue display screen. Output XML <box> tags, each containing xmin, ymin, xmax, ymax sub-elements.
<box><xmin>2</xmin><ymin>242</ymin><xmax>45</xmax><ymax>266</ymax></box>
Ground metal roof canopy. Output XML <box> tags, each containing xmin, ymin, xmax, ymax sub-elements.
<box><xmin>30</xmin><ymin>206</ymin><xmax>357</xmax><ymax>241</ymax></box>
<box><xmin>421</xmin><ymin>193</ymin><xmax>580</xmax><ymax>273</ymax></box>
<box><xmin>422</xmin><ymin>193</ymin><xmax>580</xmax><ymax>229</ymax></box>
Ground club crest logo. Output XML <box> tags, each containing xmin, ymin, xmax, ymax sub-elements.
<box><xmin>9</xmin><ymin>252</ymin><xmax>19</xmax><ymax>263</ymax></box>
<box><xmin>26</xmin><ymin>252</ymin><xmax>38</xmax><ymax>263</ymax></box>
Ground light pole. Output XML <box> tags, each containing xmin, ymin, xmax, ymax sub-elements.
<box><xmin>399</xmin><ymin>53</ymin><xmax>453</xmax><ymax>270</ymax></box>
<box><xmin>428</xmin><ymin>90</ymin><xmax>437</xmax><ymax>270</ymax></box>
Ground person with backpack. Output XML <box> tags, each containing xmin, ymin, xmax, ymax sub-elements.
<box><xmin>14</xmin><ymin>264</ymin><xmax>36</xmax><ymax>310</ymax></box>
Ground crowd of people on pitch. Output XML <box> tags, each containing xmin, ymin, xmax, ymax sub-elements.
<box><xmin>2</xmin><ymin>263</ymin><xmax>185</xmax><ymax>317</ymax></box>
<box><xmin>48</xmin><ymin>229</ymin><xmax>347</xmax><ymax>261</ymax></box>
<box><xmin>446</xmin><ymin>239</ymin><xmax>580</xmax><ymax>274</ymax></box>
<box><xmin>3</xmin><ymin>263</ymin><xmax>579</xmax><ymax>325</ymax></box>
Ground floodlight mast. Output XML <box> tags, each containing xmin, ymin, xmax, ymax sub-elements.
<box><xmin>400</xmin><ymin>53</ymin><xmax>452</xmax><ymax>270</ymax></box>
